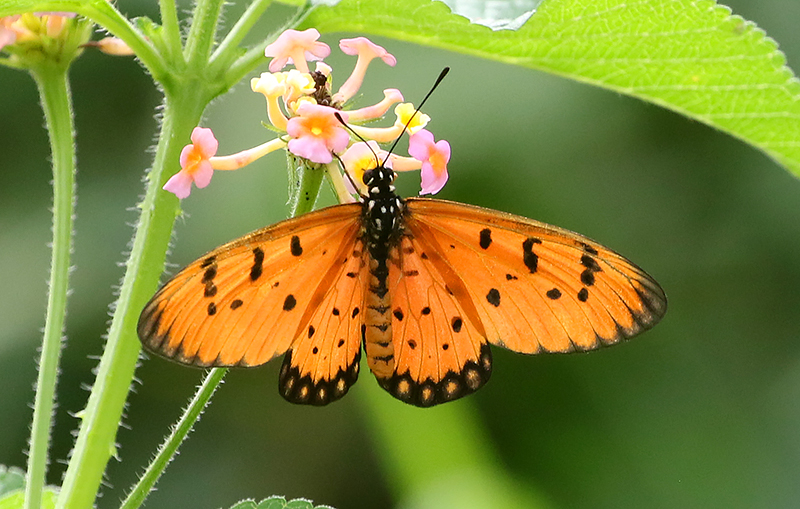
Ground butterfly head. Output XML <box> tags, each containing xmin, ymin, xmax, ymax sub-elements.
<box><xmin>362</xmin><ymin>164</ymin><xmax>395</xmax><ymax>191</ymax></box>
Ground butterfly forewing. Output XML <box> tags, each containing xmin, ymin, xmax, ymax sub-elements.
<box><xmin>138</xmin><ymin>184</ymin><xmax>666</xmax><ymax>407</ymax></box>
<box><xmin>403</xmin><ymin>198</ymin><xmax>667</xmax><ymax>354</ymax></box>
<box><xmin>137</xmin><ymin>204</ymin><xmax>363</xmax><ymax>368</ymax></box>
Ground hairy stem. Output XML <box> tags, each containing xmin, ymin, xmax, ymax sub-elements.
<box><xmin>25</xmin><ymin>61</ymin><xmax>75</xmax><ymax>509</ymax></box>
<box><xmin>120</xmin><ymin>368</ymin><xmax>228</xmax><ymax>509</ymax></box>
<box><xmin>56</xmin><ymin>91</ymin><xmax>206</xmax><ymax>509</ymax></box>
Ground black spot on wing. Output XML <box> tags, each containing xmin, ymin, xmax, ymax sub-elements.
<box><xmin>522</xmin><ymin>238</ymin><xmax>539</xmax><ymax>273</ymax></box>
<box><xmin>580</xmin><ymin>254</ymin><xmax>602</xmax><ymax>287</ymax></box>
<box><xmin>250</xmin><ymin>247</ymin><xmax>264</xmax><ymax>281</ymax></box>
<box><xmin>283</xmin><ymin>294</ymin><xmax>297</xmax><ymax>311</ymax></box>
<box><xmin>290</xmin><ymin>235</ymin><xmax>303</xmax><ymax>256</ymax></box>
<box><xmin>479</xmin><ymin>228</ymin><xmax>492</xmax><ymax>249</ymax></box>
<box><xmin>581</xmin><ymin>242</ymin><xmax>599</xmax><ymax>255</ymax></box>
<box><xmin>486</xmin><ymin>288</ymin><xmax>501</xmax><ymax>307</ymax></box>
<box><xmin>202</xmin><ymin>265</ymin><xmax>217</xmax><ymax>283</ymax></box>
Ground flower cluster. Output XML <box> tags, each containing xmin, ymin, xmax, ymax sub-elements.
<box><xmin>0</xmin><ymin>13</ymin><xmax>76</xmax><ymax>52</ymax></box>
<box><xmin>0</xmin><ymin>11</ymin><xmax>131</xmax><ymax>66</ymax></box>
<box><xmin>165</xmin><ymin>28</ymin><xmax>451</xmax><ymax>200</ymax></box>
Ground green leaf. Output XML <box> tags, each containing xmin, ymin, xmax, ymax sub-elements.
<box><xmin>283</xmin><ymin>500</ymin><xmax>315</xmax><ymax>509</ymax></box>
<box><xmin>229</xmin><ymin>500</ymin><xmax>258</xmax><ymax>509</ymax></box>
<box><xmin>0</xmin><ymin>487</ymin><xmax>58</xmax><ymax>509</ymax></box>
<box><xmin>303</xmin><ymin>0</ymin><xmax>800</xmax><ymax>176</ymax></box>
<box><xmin>0</xmin><ymin>467</ymin><xmax>24</xmax><ymax>497</ymax></box>
<box><xmin>255</xmin><ymin>497</ymin><xmax>288</xmax><ymax>509</ymax></box>
<box><xmin>224</xmin><ymin>496</ymin><xmax>335</xmax><ymax>509</ymax></box>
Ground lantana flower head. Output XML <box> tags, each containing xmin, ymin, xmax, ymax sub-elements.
<box><xmin>0</xmin><ymin>12</ymin><xmax>88</xmax><ymax>61</ymax></box>
<box><xmin>164</xmin><ymin>29</ymin><xmax>450</xmax><ymax>200</ymax></box>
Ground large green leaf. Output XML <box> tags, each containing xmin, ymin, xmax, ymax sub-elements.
<box><xmin>303</xmin><ymin>0</ymin><xmax>800</xmax><ymax>176</ymax></box>
<box><xmin>227</xmin><ymin>496</ymin><xmax>335</xmax><ymax>509</ymax></box>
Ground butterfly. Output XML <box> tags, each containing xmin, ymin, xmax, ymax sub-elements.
<box><xmin>137</xmin><ymin>162</ymin><xmax>667</xmax><ymax>407</ymax></box>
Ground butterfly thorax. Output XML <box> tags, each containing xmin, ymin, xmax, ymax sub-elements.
<box><xmin>361</xmin><ymin>165</ymin><xmax>404</xmax><ymax>380</ymax></box>
<box><xmin>362</xmin><ymin>166</ymin><xmax>403</xmax><ymax>249</ymax></box>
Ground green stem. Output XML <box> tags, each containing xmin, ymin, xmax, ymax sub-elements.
<box><xmin>117</xmin><ymin>151</ymin><xmax>327</xmax><ymax>506</ymax></box>
<box><xmin>209</xmin><ymin>0</ymin><xmax>274</xmax><ymax>68</ymax></box>
<box><xmin>158</xmin><ymin>0</ymin><xmax>183</xmax><ymax>63</ymax></box>
<box><xmin>184</xmin><ymin>0</ymin><xmax>225</xmax><ymax>66</ymax></box>
<box><xmin>56</xmin><ymin>91</ymin><xmax>207</xmax><ymax>509</ymax></box>
<box><xmin>119</xmin><ymin>368</ymin><xmax>228</xmax><ymax>509</ymax></box>
<box><xmin>222</xmin><ymin>3</ymin><xmax>313</xmax><ymax>86</ymax></box>
<box><xmin>25</xmin><ymin>61</ymin><xmax>75</xmax><ymax>509</ymax></box>
<box><xmin>290</xmin><ymin>157</ymin><xmax>326</xmax><ymax>217</ymax></box>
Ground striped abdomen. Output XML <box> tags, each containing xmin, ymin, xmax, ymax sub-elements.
<box><xmin>364</xmin><ymin>255</ymin><xmax>394</xmax><ymax>379</ymax></box>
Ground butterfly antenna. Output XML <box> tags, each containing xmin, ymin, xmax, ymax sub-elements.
<box><xmin>334</xmin><ymin>112</ymin><xmax>381</xmax><ymax>166</ymax></box>
<box><xmin>332</xmin><ymin>151</ymin><xmax>362</xmax><ymax>192</ymax></box>
<box><xmin>382</xmin><ymin>66</ymin><xmax>450</xmax><ymax>165</ymax></box>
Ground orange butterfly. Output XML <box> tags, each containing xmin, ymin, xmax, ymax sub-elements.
<box><xmin>138</xmin><ymin>163</ymin><xmax>667</xmax><ymax>407</ymax></box>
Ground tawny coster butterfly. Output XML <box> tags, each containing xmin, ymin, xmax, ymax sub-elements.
<box><xmin>138</xmin><ymin>69</ymin><xmax>666</xmax><ymax>407</ymax></box>
<box><xmin>137</xmin><ymin>165</ymin><xmax>667</xmax><ymax>407</ymax></box>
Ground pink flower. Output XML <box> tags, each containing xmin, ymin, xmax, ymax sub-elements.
<box><xmin>163</xmin><ymin>127</ymin><xmax>219</xmax><ymax>199</ymax></box>
<box><xmin>264</xmin><ymin>28</ymin><xmax>330</xmax><ymax>74</ymax></box>
<box><xmin>286</xmin><ymin>103</ymin><xmax>349</xmax><ymax>164</ymax></box>
<box><xmin>408</xmin><ymin>129</ymin><xmax>450</xmax><ymax>195</ymax></box>
<box><xmin>335</xmin><ymin>37</ymin><xmax>397</xmax><ymax>103</ymax></box>
<box><xmin>341</xmin><ymin>141</ymin><xmax>388</xmax><ymax>192</ymax></box>
<box><xmin>346</xmin><ymin>88</ymin><xmax>404</xmax><ymax>122</ymax></box>
<box><xmin>0</xmin><ymin>16</ymin><xmax>21</xmax><ymax>50</ymax></box>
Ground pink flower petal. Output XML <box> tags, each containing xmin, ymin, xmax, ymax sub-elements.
<box><xmin>408</xmin><ymin>129</ymin><xmax>450</xmax><ymax>195</ymax></box>
<box><xmin>339</xmin><ymin>37</ymin><xmax>396</xmax><ymax>66</ymax></box>
<box><xmin>265</xmin><ymin>28</ymin><xmax>330</xmax><ymax>73</ymax></box>
<box><xmin>190</xmin><ymin>127</ymin><xmax>219</xmax><ymax>158</ymax></box>
<box><xmin>335</xmin><ymin>37</ymin><xmax>397</xmax><ymax>102</ymax></box>
<box><xmin>288</xmin><ymin>137</ymin><xmax>334</xmax><ymax>164</ymax></box>
<box><xmin>192</xmin><ymin>161</ymin><xmax>214</xmax><ymax>188</ymax></box>
<box><xmin>286</xmin><ymin>103</ymin><xmax>350</xmax><ymax>164</ymax></box>
<box><xmin>163</xmin><ymin>171</ymin><xmax>194</xmax><ymax>199</ymax></box>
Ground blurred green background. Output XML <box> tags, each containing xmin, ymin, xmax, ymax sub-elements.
<box><xmin>3</xmin><ymin>1</ymin><xmax>800</xmax><ymax>507</ymax></box>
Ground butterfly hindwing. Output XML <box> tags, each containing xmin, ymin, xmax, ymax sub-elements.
<box><xmin>377</xmin><ymin>235</ymin><xmax>492</xmax><ymax>407</ymax></box>
<box><xmin>137</xmin><ymin>203</ymin><xmax>363</xmax><ymax>369</ymax></box>
<box><xmin>403</xmin><ymin>198</ymin><xmax>667</xmax><ymax>354</ymax></box>
<box><xmin>278</xmin><ymin>235</ymin><xmax>367</xmax><ymax>405</ymax></box>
